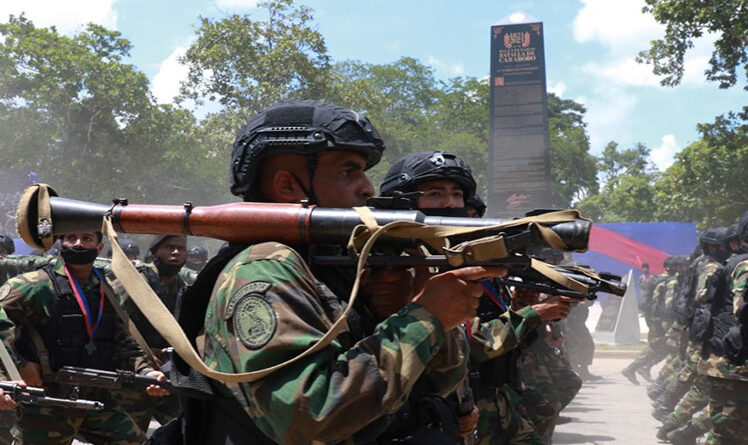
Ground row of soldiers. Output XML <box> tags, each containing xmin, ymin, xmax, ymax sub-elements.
<box><xmin>621</xmin><ymin>215</ymin><xmax>748</xmax><ymax>444</ymax></box>
<box><xmin>0</xmin><ymin>99</ymin><xmax>601</xmax><ymax>444</ymax></box>
<box><xmin>0</xmin><ymin>231</ymin><xmax>210</xmax><ymax>444</ymax></box>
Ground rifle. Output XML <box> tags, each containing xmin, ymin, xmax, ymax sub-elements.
<box><xmin>17</xmin><ymin>185</ymin><xmax>624</xmax><ymax>300</ymax></box>
<box><xmin>56</xmin><ymin>366</ymin><xmax>211</xmax><ymax>400</ymax></box>
<box><xmin>0</xmin><ymin>381</ymin><xmax>104</xmax><ymax>410</ymax></box>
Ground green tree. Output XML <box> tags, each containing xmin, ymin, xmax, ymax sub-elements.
<box><xmin>179</xmin><ymin>0</ymin><xmax>331</xmax><ymax>123</ymax></box>
<box><xmin>654</xmin><ymin>107</ymin><xmax>748</xmax><ymax>227</ymax></box>
<box><xmin>0</xmin><ymin>16</ymin><xmax>215</xmax><ymax>205</ymax></box>
<box><xmin>637</xmin><ymin>0</ymin><xmax>748</xmax><ymax>89</ymax></box>
<box><xmin>576</xmin><ymin>141</ymin><xmax>657</xmax><ymax>222</ymax></box>
<box><xmin>547</xmin><ymin>93</ymin><xmax>598</xmax><ymax>207</ymax></box>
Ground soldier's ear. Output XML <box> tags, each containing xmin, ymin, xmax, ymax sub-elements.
<box><xmin>271</xmin><ymin>170</ymin><xmax>308</xmax><ymax>203</ymax></box>
<box><xmin>96</xmin><ymin>242</ymin><xmax>104</xmax><ymax>256</ymax></box>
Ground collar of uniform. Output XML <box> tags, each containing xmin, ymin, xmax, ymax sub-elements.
<box><xmin>54</xmin><ymin>256</ymin><xmax>101</xmax><ymax>288</ymax></box>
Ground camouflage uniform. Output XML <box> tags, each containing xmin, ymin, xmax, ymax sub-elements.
<box><xmin>115</xmin><ymin>262</ymin><xmax>186</xmax><ymax>430</ymax></box>
<box><xmin>0</xmin><ymin>259</ymin><xmax>154</xmax><ymax>445</ymax></box>
<box><xmin>562</xmin><ymin>302</ymin><xmax>595</xmax><ymax>378</ymax></box>
<box><xmin>0</xmin><ymin>254</ymin><xmax>54</xmax><ymax>286</ymax></box>
<box><xmin>469</xmin><ymin>292</ymin><xmax>544</xmax><ymax>445</ymax></box>
<box><xmin>200</xmin><ymin>242</ymin><xmax>468</xmax><ymax>444</ymax></box>
<box><xmin>661</xmin><ymin>259</ymin><xmax>724</xmax><ymax>434</ymax></box>
<box><xmin>623</xmin><ymin>273</ymin><xmax>670</xmax><ymax>381</ymax></box>
<box><xmin>698</xmin><ymin>257</ymin><xmax>748</xmax><ymax>444</ymax></box>
<box><xmin>519</xmin><ymin>322</ymin><xmax>581</xmax><ymax>444</ymax></box>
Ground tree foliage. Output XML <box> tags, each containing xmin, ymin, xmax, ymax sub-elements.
<box><xmin>547</xmin><ymin>93</ymin><xmax>598</xmax><ymax>207</ymax></box>
<box><xmin>637</xmin><ymin>0</ymin><xmax>748</xmax><ymax>89</ymax></box>
<box><xmin>0</xmin><ymin>15</ymin><xmax>222</xmax><ymax>207</ymax></box>
<box><xmin>179</xmin><ymin>0</ymin><xmax>330</xmax><ymax>122</ymax></box>
<box><xmin>654</xmin><ymin>107</ymin><xmax>748</xmax><ymax>227</ymax></box>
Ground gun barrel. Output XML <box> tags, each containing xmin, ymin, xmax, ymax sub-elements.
<box><xmin>0</xmin><ymin>382</ymin><xmax>104</xmax><ymax>410</ymax></box>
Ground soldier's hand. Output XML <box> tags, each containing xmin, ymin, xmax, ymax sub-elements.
<box><xmin>532</xmin><ymin>295</ymin><xmax>574</xmax><ymax>321</ymax></box>
<box><xmin>19</xmin><ymin>361</ymin><xmax>43</xmax><ymax>387</ymax></box>
<box><xmin>458</xmin><ymin>405</ymin><xmax>479</xmax><ymax>436</ymax></box>
<box><xmin>413</xmin><ymin>266</ymin><xmax>507</xmax><ymax>331</ymax></box>
<box><xmin>0</xmin><ymin>381</ymin><xmax>22</xmax><ymax>410</ymax></box>
<box><xmin>363</xmin><ymin>268</ymin><xmax>414</xmax><ymax>321</ymax></box>
<box><xmin>145</xmin><ymin>371</ymin><xmax>170</xmax><ymax>397</ymax></box>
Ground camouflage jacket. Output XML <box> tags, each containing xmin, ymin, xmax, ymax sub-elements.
<box><xmin>469</xmin><ymin>305</ymin><xmax>540</xmax><ymax>363</ymax></box>
<box><xmin>0</xmin><ymin>254</ymin><xmax>54</xmax><ymax>286</ymax></box>
<box><xmin>0</xmin><ymin>259</ymin><xmax>153</xmax><ymax>375</ymax></box>
<box><xmin>698</xmin><ymin>258</ymin><xmax>748</xmax><ymax>382</ymax></box>
<box><xmin>201</xmin><ymin>242</ymin><xmax>468</xmax><ymax>445</ymax></box>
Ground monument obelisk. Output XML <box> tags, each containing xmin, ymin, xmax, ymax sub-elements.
<box><xmin>487</xmin><ymin>12</ymin><xmax>552</xmax><ymax>217</ymax></box>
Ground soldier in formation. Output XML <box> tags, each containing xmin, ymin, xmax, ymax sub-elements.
<box><xmin>0</xmin><ymin>230</ymin><xmax>169</xmax><ymax>444</ymax></box>
<box><xmin>634</xmin><ymin>213</ymin><xmax>748</xmax><ymax>445</ymax></box>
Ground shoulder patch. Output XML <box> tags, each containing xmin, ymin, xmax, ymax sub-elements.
<box><xmin>225</xmin><ymin>281</ymin><xmax>272</xmax><ymax>319</ymax></box>
<box><xmin>233</xmin><ymin>295</ymin><xmax>277</xmax><ymax>350</ymax></box>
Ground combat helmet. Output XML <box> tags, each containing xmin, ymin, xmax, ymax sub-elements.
<box><xmin>466</xmin><ymin>193</ymin><xmax>487</xmax><ymax>217</ymax></box>
<box><xmin>380</xmin><ymin>151</ymin><xmax>477</xmax><ymax>201</ymax></box>
<box><xmin>739</xmin><ymin>211</ymin><xmax>748</xmax><ymax>242</ymax></box>
<box><xmin>230</xmin><ymin>99</ymin><xmax>385</xmax><ymax>201</ymax></box>
<box><xmin>0</xmin><ymin>233</ymin><xmax>15</xmax><ymax>255</ymax></box>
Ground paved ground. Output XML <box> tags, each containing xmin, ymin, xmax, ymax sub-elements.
<box><xmin>553</xmin><ymin>349</ymin><xmax>663</xmax><ymax>444</ymax></box>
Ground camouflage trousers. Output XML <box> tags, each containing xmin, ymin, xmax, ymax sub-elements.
<box><xmin>475</xmin><ymin>385</ymin><xmax>544</xmax><ymax>445</ymax></box>
<box><xmin>116</xmin><ymin>388</ymin><xmax>181</xmax><ymax>431</ymax></box>
<box><xmin>703</xmin><ymin>377</ymin><xmax>748</xmax><ymax>445</ymax></box>
<box><xmin>11</xmin><ymin>399</ymin><xmax>146</xmax><ymax>445</ymax></box>
<box><xmin>0</xmin><ymin>410</ymin><xmax>14</xmax><ymax>445</ymax></box>
<box><xmin>520</xmin><ymin>346</ymin><xmax>581</xmax><ymax>444</ymax></box>
<box><xmin>662</xmin><ymin>373</ymin><xmax>710</xmax><ymax>432</ymax></box>
<box><xmin>624</xmin><ymin>342</ymin><xmax>668</xmax><ymax>375</ymax></box>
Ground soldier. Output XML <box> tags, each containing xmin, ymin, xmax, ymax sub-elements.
<box><xmin>466</xmin><ymin>194</ymin><xmax>487</xmax><ymax>218</ymax></box>
<box><xmin>518</xmin><ymin>249</ymin><xmax>581</xmax><ymax>445</ymax></box>
<box><xmin>693</xmin><ymin>212</ymin><xmax>748</xmax><ymax>444</ymax></box>
<box><xmin>106</xmin><ymin>238</ymin><xmax>141</xmax><ymax>261</ymax></box>
<box><xmin>380</xmin><ymin>151</ymin><xmax>573</xmax><ymax>444</ymax></box>
<box><xmin>657</xmin><ymin>227</ymin><xmax>731</xmax><ymax>442</ymax></box>
<box><xmin>170</xmin><ymin>99</ymin><xmax>507</xmax><ymax>444</ymax></box>
<box><xmin>0</xmin><ymin>230</ymin><xmax>169</xmax><ymax>445</ymax></box>
<box><xmin>115</xmin><ymin>235</ymin><xmax>188</xmax><ymax>430</ymax></box>
<box><xmin>622</xmin><ymin>256</ymin><xmax>678</xmax><ymax>384</ymax></box>
<box><xmin>563</xmin><ymin>300</ymin><xmax>599</xmax><ymax>381</ymax></box>
<box><xmin>185</xmin><ymin>246</ymin><xmax>208</xmax><ymax>273</ymax></box>
<box><xmin>0</xmin><ymin>233</ymin><xmax>14</xmax><ymax>256</ymax></box>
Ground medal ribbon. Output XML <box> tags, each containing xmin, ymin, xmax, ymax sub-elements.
<box><xmin>64</xmin><ymin>265</ymin><xmax>105</xmax><ymax>340</ymax></box>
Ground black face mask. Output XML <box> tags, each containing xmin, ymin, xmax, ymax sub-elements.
<box><xmin>155</xmin><ymin>257</ymin><xmax>184</xmax><ymax>277</ymax></box>
<box><xmin>419</xmin><ymin>207</ymin><xmax>469</xmax><ymax>218</ymax></box>
<box><xmin>61</xmin><ymin>247</ymin><xmax>99</xmax><ymax>265</ymax></box>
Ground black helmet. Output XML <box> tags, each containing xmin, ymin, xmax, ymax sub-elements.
<box><xmin>380</xmin><ymin>151</ymin><xmax>477</xmax><ymax>201</ymax></box>
<box><xmin>120</xmin><ymin>238</ymin><xmax>140</xmax><ymax>259</ymax></box>
<box><xmin>230</xmin><ymin>99</ymin><xmax>385</xmax><ymax>200</ymax></box>
<box><xmin>739</xmin><ymin>211</ymin><xmax>748</xmax><ymax>242</ymax></box>
<box><xmin>700</xmin><ymin>227</ymin><xmax>727</xmax><ymax>248</ymax></box>
<box><xmin>0</xmin><ymin>233</ymin><xmax>14</xmax><ymax>255</ymax></box>
<box><xmin>187</xmin><ymin>245</ymin><xmax>208</xmax><ymax>261</ymax></box>
<box><xmin>466</xmin><ymin>194</ymin><xmax>487</xmax><ymax>217</ymax></box>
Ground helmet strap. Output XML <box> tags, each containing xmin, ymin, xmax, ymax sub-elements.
<box><xmin>291</xmin><ymin>153</ymin><xmax>319</xmax><ymax>205</ymax></box>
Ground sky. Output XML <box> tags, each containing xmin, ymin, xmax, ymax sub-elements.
<box><xmin>1</xmin><ymin>0</ymin><xmax>745</xmax><ymax>172</ymax></box>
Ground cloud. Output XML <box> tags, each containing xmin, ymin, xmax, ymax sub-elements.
<box><xmin>650</xmin><ymin>134</ymin><xmax>680</xmax><ymax>171</ymax></box>
<box><xmin>582</xmin><ymin>59</ymin><xmax>660</xmax><ymax>87</ymax></box>
<box><xmin>152</xmin><ymin>46</ymin><xmax>189</xmax><ymax>104</ymax></box>
<box><xmin>573</xmin><ymin>0</ymin><xmax>713</xmax><ymax>87</ymax></box>
<box><xmin>427</xmin><ymin>55</ymin><xmax>466</xmax><ymax>77</ymax></box>
<box><xmin>0</xmin><ymin>0</ymin><xmax>117</xmax><ymax>34</ymax></box>
<box><xmin>548</xmin><ymin>81</ymin><xmax>567</xmax><ymax>97</ymax></box>
<box><xmin>214</xmin><ymin>0</ymin><xmax>258</xmax><ymax>10</ymax></box>
<box><xmin>581</xmin><ymin>86</ymin><xmax>639</xmax><ymax>149</ymax></box>
<box><xmin>573</xmin><ymin>0</ymin><xmax>661</xmax><ymax>56</ymax></box>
